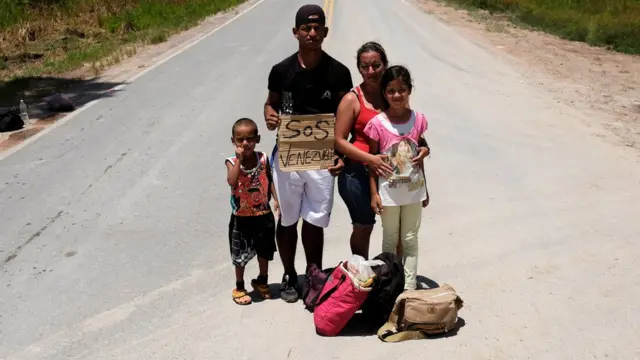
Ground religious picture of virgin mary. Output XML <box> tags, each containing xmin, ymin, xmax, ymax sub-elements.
<box><xmin>384</xmin><ymin>139</ymin><xmax>422</xmax><ymax>185</ymax></box>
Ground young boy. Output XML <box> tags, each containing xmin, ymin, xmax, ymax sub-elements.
<box><xmin>225</xmin><ymin>118</ymin><xmax>279</xmax><ymax>305</ymax></box>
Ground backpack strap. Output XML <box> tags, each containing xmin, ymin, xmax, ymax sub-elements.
<box><xmin>378</xmin><ymin>327</ymin><xmax>428</xmax><ymax>342</ymax></box>
<box><xmin>376</xmin><ymin>295</ymin><xmax>424</xmax><ymax>342</ymax></box>
<box><xmin>377</xmin><ymin>301</ymin><xmax>428</xmax><ymax>342</ymax></box>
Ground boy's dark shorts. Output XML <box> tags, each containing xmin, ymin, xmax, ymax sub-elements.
<box><xmin>228</xmin><ymin>212</ymin><xmax>277</xmax><ymax>267</ymax></box>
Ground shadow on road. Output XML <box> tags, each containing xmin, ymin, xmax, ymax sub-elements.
<box><xmin>337</xmin><ymin>313</ymin><xmax>467</xmax><ymax>339</ymax></box>
<box><xmin>248</xmin><ymin>282</ymin><xmax>284</xmax><ymax>303</ymax></box>
<box><xmin>0</xmin><ymin>76</ymin><xmax>122</xmax><ymax>110</ymax></box>
<box><xmin>335</xmin><ymin>275</ymin><xmax>466</xmax><ymax>338</ymax></box>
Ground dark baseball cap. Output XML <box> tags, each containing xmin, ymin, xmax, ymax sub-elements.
<box><xmin>295</xmin><ymin>4</ymin><xmax>326</xmax><ymax>28</ymax></box>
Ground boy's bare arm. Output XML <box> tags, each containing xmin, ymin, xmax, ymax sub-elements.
<box><xmin>226</xmin><ymin>161</ymin><xmax>242</xmax><ymax>188</ymax></box>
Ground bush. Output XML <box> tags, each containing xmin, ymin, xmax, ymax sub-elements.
<box><xmin>445</xmin><ymin>0</ymin><xmax>640</xmax><ymax>54</ymax></box>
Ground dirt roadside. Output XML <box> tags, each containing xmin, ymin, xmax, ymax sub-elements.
<box><xmin>412</xmin><ymin>0</ymin><xmax>640</xmax><ymax>151</ymax></box>
<box><xmin>0</xmin><ymin>0</ymin><xmax>260</xmax><ymax>154</ymax></box>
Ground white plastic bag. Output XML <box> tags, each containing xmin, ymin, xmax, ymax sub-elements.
<box><xmin>346</xmin><ymin>255</ymin><xmax>385</xmax><ymax>283</ymax></box>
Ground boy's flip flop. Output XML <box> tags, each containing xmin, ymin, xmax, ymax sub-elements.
<box><xmin>251</xmin><ymin>279</ymin><xmax>272</xmax><ymax>300</ymax></box>
<box><xmin>232</xmin><ymin>289</ymin><xmax>252</xmax><ymax>305</ymax></box>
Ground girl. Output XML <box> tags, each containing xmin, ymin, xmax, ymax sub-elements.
<box><xmin>364</xmin><ymin>65</ymin><xmax>430</xmax><ymax>290</ymax></box>
<box><xmin>226</xmin><ymin>118</ymin><xmax>279</xmax><ymax>305</ymax></box>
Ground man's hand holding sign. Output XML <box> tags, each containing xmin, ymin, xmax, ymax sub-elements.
<box><xmin>277</xmin><ymin>114</ymin><xmax>343</xmax><ymax>176</ymax></box>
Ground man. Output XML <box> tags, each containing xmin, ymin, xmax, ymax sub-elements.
<box><xmin>264</xmin><ymin>4</ymin><xmax>353</xmax><ymax>303</ymax></box>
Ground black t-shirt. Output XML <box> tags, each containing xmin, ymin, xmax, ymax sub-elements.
<box><xmin>267</xmin><ymin>51</ymin><xmax>353</xmax><ymax>116</ymax></box>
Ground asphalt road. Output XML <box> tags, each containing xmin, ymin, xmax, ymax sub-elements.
<box><xmin>2</xmin><ymin>0</ymin><xmax>640</xmax><ymax>358</ymax></box>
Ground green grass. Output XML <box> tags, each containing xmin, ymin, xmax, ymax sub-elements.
<box><xmin>439</xmin><ymin>0</ymin><xmax>640</xmax><ymax>54</ymax></box>
<box><xmin>0</xmin><ymin>0</ymin><xmax>245</xmax><ymax>106</ymax></box>
<box><xmin>100</xmin><ymin>0</ymin><xmax>242</xmax><ymax>34</ymax></box>
<box><xmin>0</xmin><ymin>0</ymin><xmax>246</xmax><ymax>80</ymax></box>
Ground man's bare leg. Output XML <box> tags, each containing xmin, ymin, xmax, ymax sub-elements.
<box><xmin>276</xmin><ymin>218</ymin><xmax>300</xmax><ymax>303</ymax></box>
<box><xmin>301</xmin><ymin>220</ymin><xmax>324</xmax><ymax>270</ymax></box>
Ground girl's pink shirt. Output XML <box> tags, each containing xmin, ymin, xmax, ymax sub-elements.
<box><xmin>363</xmin><ymin>110</ymin><xmax>428</xmax><ymax>152</ymax></box>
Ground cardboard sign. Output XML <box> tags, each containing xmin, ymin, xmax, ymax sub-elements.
<box><xmin>277</xmin><ymin>114</ymin><xmax>335</xmax><ymax>172</ymax></box>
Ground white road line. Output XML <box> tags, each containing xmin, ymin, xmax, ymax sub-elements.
<box><xmin>0</xmin><ymin>0</ymin><xmax>266</xmax><ymax>162</ymax></box>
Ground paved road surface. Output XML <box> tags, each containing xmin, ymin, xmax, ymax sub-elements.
<box><xmin>2</xmin><ymin>0</ymin><xmax>639</xmax><ymax>358</ymax></box>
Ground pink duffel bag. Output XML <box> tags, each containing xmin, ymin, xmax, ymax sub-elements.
<box><xmin>313</xmin><ymin>261</ymin><xmax>373</xmax><ymax>336</ymax></box>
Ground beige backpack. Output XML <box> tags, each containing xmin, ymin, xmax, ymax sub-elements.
<box><xmin>377</xmin><ymin>283</ymin><xmax>464</xmax><ymax>342</ymax></box>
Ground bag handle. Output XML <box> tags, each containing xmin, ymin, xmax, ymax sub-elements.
<box><xmin>307</xmin><ymin>276</ymin><xmax>330</xmax><ymax>309</ymax></box>
<box><xmin>313</xmin><ymin>272</ymin><xmax>346</xmax><ymax>308</ymax></box>
<box><xmin>305</xmin><ymin>267</ymin><xmax>332</xmax><ymax>309</ymax></box>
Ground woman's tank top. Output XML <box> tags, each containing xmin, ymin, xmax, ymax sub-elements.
<box><xmin>350</xmin><ymin>86</ymin><xmax>380</xmax><ymax>157</ymax></box>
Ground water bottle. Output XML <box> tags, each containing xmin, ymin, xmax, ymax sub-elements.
<box><xmin>19</xmin><ymin>100</ymin><xmax>29</xmax><ymax>123</ymax></box>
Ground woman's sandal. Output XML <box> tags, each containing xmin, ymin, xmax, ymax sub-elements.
<box><xmin>251</xmin><ymin>279</ymin><xmax>272</xmax><ymax>300</ymax></box>
<box><xmin>232</xmin><ymin>289</ymin><xmax>252</xmax><ymax>305</ymax></box>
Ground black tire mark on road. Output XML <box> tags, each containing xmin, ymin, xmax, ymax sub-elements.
<box><xmin>3</xmin><ymin>210</ymin><xmax>65</xmax><ymax>265</ymax></box>
<box><xmin>3</xmin><ymin>151</ymin><xmax>128</xmax><ymax>266</ymax></box>
<box><xmin>80</xmin><ymin>151</ymin><xmax>128</xmax><ymax>196</ymax></box>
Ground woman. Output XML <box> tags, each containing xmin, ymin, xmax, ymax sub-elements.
<box><xmin>335</xmin><ymin>42</ymin><xmax>429</xmax><ymax>259</ymax></box>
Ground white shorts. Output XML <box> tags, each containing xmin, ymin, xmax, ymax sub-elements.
<box><xmin>271</xmin><ymin>146</ymin><xmax>335</xmax><ymax>228</ymax></box>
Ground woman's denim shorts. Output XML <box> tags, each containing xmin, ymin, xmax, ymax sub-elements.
<box><xmin>337</xmin><ymin>159</ymin><xmax>376</xmax><ymax>226</ymax></box>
